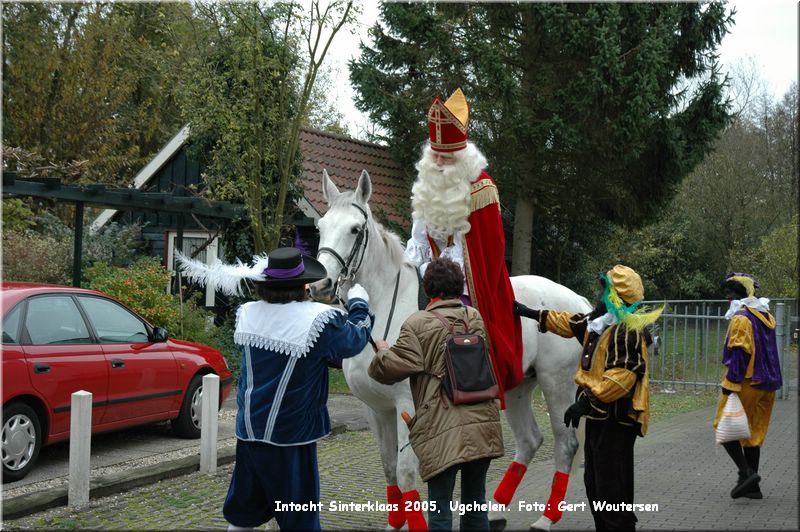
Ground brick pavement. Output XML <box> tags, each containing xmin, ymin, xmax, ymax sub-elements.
<box><xmin>2</xmin><ymin>394</ymin><xmax>797</xmax><ymax>531</ymax></box>
<box><xmin>505</xmin><ymin>394</ymin><xmax>799</xmax><ymax>531</ymax></box>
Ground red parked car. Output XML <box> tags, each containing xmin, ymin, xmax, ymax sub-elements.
<box><xmin>1</xmin><ymin>282</ymin><xmax>233</xmax><ymax>482</ymax></box>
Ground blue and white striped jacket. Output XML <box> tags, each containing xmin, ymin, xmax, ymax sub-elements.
<box><xmin>233</xmin><ymin>297</ymin><xmax>371</xmax><ymax>445</ymax></box>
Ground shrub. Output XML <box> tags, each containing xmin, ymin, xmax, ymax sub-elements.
<box><xmin>84</xmin><ymin>221</ymin><xmax>145</xmax><ymax>267</ymax></box>
<box><xmin>86</xmin><ymin>257</ymin><xmax>180</xmax><ymax>332</ymax></box>
<box><xmin>2</xmin><ymin>209</ymin><xmax>144</xmax><ymax>285</ymax></box>
<box><xmin>175</xmin><ymin>292</ymin><xmax>241</xmax><ymax>377</ymax></box>
<box><xmin>2</xmin><ymin>198</ymin><xmax>36</xmax><ymax>233</ymax></box>
<box><xmin>205</xmin><ymin>318</ymin><xmax>241</xmax><ymax>379</ymax></box>
<box><xmin>33</xmin><ymin>210</ymin><xmax>145</xmax><ymax>270</ymax></box>
<box><xmin>2</xmin><ymin>230</ymin><xmax>72</xmax><ymax>284</ymax></box>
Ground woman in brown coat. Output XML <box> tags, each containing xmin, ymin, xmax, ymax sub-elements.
<box><xmin>369</xmin><ymin>257</ymin><xmax>504</xmax><ymax>531</ymax></box>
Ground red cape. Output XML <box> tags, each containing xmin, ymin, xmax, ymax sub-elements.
<box><xmin>463</xmin><ymin>171</ymin><xmax>523</xmax><ymax>408</ymax></box>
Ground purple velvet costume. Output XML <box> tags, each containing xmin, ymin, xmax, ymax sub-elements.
<box><xmin>722</xmin><ymin>309</ymin><xmax>783</xmax><ymax>391</ymax></box>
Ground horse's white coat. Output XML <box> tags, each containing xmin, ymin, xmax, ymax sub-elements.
<box><xmin>310</xmin><ymin>170</ymin><xmax>591</xmax><ymax>528</ymax></box>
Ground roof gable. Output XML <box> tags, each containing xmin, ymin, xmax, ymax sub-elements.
<box><xmin>299</xmin><ymin>128</ymin><xmax>408</xmax><ymax>227</ymax></box>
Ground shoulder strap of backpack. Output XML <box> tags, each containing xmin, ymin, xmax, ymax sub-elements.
<box><xmin>428</xmin><ymin>309</ymin><xmax>455</xmax><ymax>335</ymax></box>
<box><xmin>428</xmin><ymin>308</ymin><xmax>470</xmax><ymax>335</ymax></box>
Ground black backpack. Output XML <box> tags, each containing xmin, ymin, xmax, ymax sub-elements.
<box><xmin>428</xmin><ymin>309</ymin><xmax>500</xmax><ymax>405</ymax></box>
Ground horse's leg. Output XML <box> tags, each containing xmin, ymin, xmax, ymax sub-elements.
<box><xmin>394</xmin><ymin>394</ymin><xmax>428</xmax><ymax>532</ymax></box>
<box><xmin>489</xmin><ymin>378</ymin><xmax>542</xmax><ymax>530</ymax></box>
<box><xmin>364</xmin><ymin>406</ymin><xmax>406</xmax><ymax>530</ymax></box>
<box><xmin>528</xmin><ymin>369</ymin><xmax>580</xmax><ymax>531</ymax></box>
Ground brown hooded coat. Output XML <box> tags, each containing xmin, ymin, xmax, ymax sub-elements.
<box><xmin>368</xmin><ymin>299</ymin><xmax>504</xmax><ymax>481</ymax></box>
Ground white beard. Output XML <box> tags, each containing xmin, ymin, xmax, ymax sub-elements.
<box><xmin>411</xmin><ymin>143</ymin><xmax>487</xmax><ymax>241</ymax></box>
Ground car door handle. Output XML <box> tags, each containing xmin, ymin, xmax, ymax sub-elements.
<box><xmin>111</xmin><ymin>359</ymin><xmax>125</xmax><ymax>369</ymax></box>
<box><xmin>33</xmin><ymin>363</ymin><xmax>50</xmax><ymax>374</ymax></box>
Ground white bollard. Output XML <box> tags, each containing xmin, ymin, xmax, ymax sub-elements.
<box><xmin>68</xmin><ymin>390</ymin><xmax>92</xmax><ymax>507</ymax></box>
<box><xmin>200</xmin><ymin>374</ymin><xmax>220</xmax><ymax>474</ymax></box>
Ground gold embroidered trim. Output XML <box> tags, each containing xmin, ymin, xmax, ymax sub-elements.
<box><xmin>428</xmin><ymin>99</ymin><xmax>468</xmax><ymax>134</ymax></box>
<box><xmin>470</xmin><ymin>179</ymin><xmax>499</xmax><ymax>212</ymax></box>
<box><xmin>463</xmin><ymin>237</ymin><xmax>479</xmax><ymax>311</ymax></box>
<box><xmin>430</xmin><ymin>139</ymin><xmax>468</xmax><ymax>150</ymax></box>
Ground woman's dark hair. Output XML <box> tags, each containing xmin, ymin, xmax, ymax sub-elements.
<box><xmin>255</xmin><ymin>283</ymin><xmax>309</xmax><ymax>304</ymax></box>
<box><xmin>422</xmin><ymin>257</ymin><xmax>464</xmax><ymax>300</ymax></box>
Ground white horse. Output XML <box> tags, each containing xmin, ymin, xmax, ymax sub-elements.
<box><xmin>309</xmin><ymin>169</ymin><xmax>592</xmax><ymax>530</ymax></box>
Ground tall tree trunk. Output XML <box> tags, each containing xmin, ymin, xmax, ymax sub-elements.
<box><xmin>511</xmin><ymin>196</ymin><xmax>534</xmax><ymax>275</ymax></box>
<box><xmin>510</xmin><ymin>6</ymin><xmax>539</xmax><ymax>277</ymax></box>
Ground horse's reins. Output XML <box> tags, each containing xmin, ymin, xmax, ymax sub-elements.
<box><xmin>316</xmin><ymin>202</ymin><xmax>401</xmax><ymax>350</ymax></box>
<box><xmin>381</xmin><ymin>268</ymin><xmax>401</xmax><ymax>345</ymax></box>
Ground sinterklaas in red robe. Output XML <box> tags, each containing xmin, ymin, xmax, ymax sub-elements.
<box><xmin>419</xmin><ymin>170</ymin><xmax>523</xmax><ymax>408</ymax></box>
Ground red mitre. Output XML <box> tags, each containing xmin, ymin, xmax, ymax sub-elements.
<box><xmin>428</xmin><ymin>88</ymin><xmax>470</xmax><ymax>152</ymax></box>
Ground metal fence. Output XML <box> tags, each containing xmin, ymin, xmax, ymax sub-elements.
<box><xmin>645</xmin><ymin>298</ymin><xmax>798</xmax><ymax>399</ymax></box>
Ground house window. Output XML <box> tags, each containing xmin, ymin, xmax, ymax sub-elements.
<box><xmin>166</xmin><ymin>231</ymin><xmax>219</xmax><ymax>307</ymax></box>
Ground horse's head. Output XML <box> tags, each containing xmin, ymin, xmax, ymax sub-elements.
<box><xmin>309</xmin><ymin>168</ymin><xmax>373</xmax><ymax>303</ymax></box>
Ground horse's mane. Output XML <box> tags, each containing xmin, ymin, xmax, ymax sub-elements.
<box><xmin>329</xmin><ymin>192</ymin><xmax>407</xmax><ymax>268</ymax></box>
<box><xmin>377</xmin><ymin>224</ymin><xmax>406</xmax><ymax>267</ymax></box>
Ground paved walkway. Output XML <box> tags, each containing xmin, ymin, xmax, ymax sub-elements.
<box><xmin>2</xmin><ymin>394</ymin><xmax>797</xmax><ymax>530</ymax></box>
<box><xmin>529</xmin><ymin>394</ymin><xmax>798</xmax><ymax>531</ymax></box>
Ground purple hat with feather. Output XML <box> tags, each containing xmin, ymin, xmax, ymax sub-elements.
<box><xmin>258</xmin><ymin>247</ymin><xmax>327</xmax><ymax>288</ymax></box>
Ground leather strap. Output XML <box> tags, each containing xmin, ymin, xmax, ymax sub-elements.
<box><xmin>428</xmin><ymin>308</ymin><xmax>470</xmax><ymax>335</ymax></box>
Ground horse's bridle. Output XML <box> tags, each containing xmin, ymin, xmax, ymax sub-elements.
<box><xmin>316</xmin><ymin>201</ymin><xmax>402</xmax><ymax>348</ymax></box>
<box><xmin>317</xmin><ymin>202</ymin><xmax>370</xmax><ymax>299</ymax></box>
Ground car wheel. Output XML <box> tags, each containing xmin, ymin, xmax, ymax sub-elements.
<box><xmin>171</xmin><ymin>375</ymin><xmax>204</xmax><ymax>438</ymax></box>
<box><xmin>2</xmin><ymin>402</ymin><xmax>42</xmax><ymax>483</ymax></box>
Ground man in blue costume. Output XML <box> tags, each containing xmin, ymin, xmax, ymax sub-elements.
<box><xmin>222</xmin><ymin>247</ymin><xmax>373</xmax><ymax>530</ymax></box>
<box><xmin>713</xmin><ymin>272</ymin><xmax>782</xmax><ymax>500</ymax></box>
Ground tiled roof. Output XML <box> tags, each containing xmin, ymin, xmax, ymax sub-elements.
<box><xmin>299</xmin><ymin>128</ymin><xmax>409</xmax><ymax>228</ymax></box>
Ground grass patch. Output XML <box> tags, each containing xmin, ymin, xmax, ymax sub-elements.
<box><xmin>330</xmin><ymin>370</ymin><xmax>721</xmax><ymax>425</ymax></box>
<box><xmin>329</xmin><ymin>368</ymin><xmax>351</xmax><ymax>394</ymax></box>
<box><xmin>649</xmin><ymin>387</ymin><xmax>719</xmax><ymax>425</ymax></box>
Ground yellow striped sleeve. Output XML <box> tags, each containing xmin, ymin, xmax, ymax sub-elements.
<box><xmin>727</xmin><ymin>315</ymin><xmax>755</xmax><ymax>355</ymax></box>
<box><xmin>545</xmin><ymin>310</ymin><xmax>579</xmax><ymax>338</ymax></box>
<box><xmin>590</xmin><ymin>367</ymin><xmax>638</xmax><ymax>403</ymax></box>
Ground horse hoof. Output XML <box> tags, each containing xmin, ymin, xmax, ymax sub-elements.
<box><xmin>489</xmin><ymin>517</ymin><xmax>507</xmax><ymax>532</ymax></box>
<box><xmin>529</xmin><ymin>516</ymin><xmax>553</xmax><ymax>531</ymax></box>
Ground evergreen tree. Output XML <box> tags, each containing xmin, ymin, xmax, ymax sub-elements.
<box><xmin>350</xmin><ymin>2</ymin><xmax>733</xmax><ymax>278</ymax></box>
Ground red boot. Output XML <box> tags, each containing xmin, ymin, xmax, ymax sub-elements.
<box><xmin>386</xmin><ymin>485</ymin><xmax>406</xmax><ymax>529</ymax></box>
<box><xmin>402</xmin><ymin>489</ymin><xmax>428</xmax><ymax>531</ymax></box>
<box><xmin>542</xmin><ymin>470</ymin><xmax>570</xmax><ymax>523</ymax></box>
<box><xmin>494</xmin><ymin>461</ymin><xmax>528</xmax><ymax>505</ymax></box>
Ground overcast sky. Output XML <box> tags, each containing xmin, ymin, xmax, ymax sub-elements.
<box><xmin>324</xmin><ymin>0</ymin><xmax>798</xmax><ymax>137</ymax></box>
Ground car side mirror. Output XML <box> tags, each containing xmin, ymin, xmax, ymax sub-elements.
<box><xmin>150</xmin><ymin>327</ymin><xmax>168</xmax><ymax>343</ymax></box>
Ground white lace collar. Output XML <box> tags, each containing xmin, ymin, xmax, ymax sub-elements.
<box><xmin>725</xmin><ymin>296</ymin><xmax>771</xmax><ymax>320</ymax></box>
<box><xmin>588</xmin><ymin>312</ymin><xmax>618</xmax><ymax>335</ymax></box>
<box><xmin>234</xmin><ymin>300</ymin><xmax>344</xmax><ymax>357</ymax></box>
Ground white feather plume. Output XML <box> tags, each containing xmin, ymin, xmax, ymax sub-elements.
<box><xmin>175</xmin><ymin>251</ymin><xmax>268</xmax><ymax>297</ymax></box>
